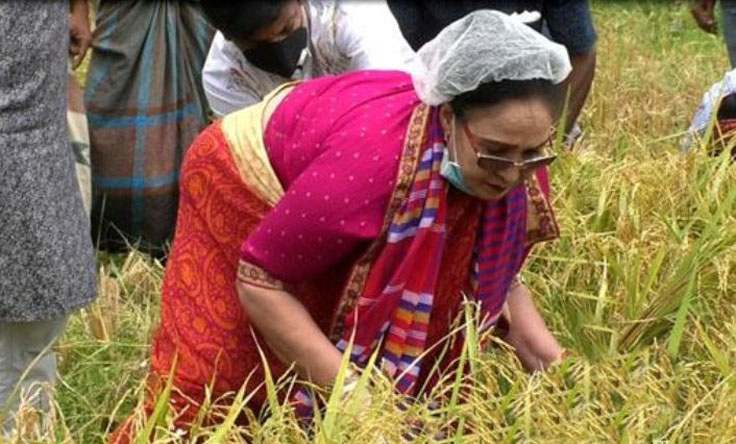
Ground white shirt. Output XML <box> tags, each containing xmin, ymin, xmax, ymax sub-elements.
<box><xmin>202</xmin><ymin>0</ymin><xmax>419</xmax><ymax>116</ymax></box>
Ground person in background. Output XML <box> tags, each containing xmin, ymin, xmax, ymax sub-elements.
<box><xmin>683</xmin><ymin>69</ymin><xmax>736</xmax><ymax>156</ymax></box>
<box><xmin>388</xmin><ymin>0</ymin><xmax>597</xmax><ymax>139</ymax></box>
<box><xmin>85</xmin><ymin>1</ymin><xmax>215</xmax><ymax>257</ymax></box>
<box><xmin>109</xmin><ymin>11</ymin><xmax>569</xmax><ymax>442</ymax></box>
<box><xmin>0</xmin><ymin>0</ymin><xmax>97</xmax><ymax>434</ymax></box>
<box><xmin>691</xmin><ymin>0</ymin><xmax>736</xmax><ymax>68</ymax></box>
<box><xmin>200</xmin><ymin>0</ymin><xmax>419</xmax><ymax>117</ymax></box>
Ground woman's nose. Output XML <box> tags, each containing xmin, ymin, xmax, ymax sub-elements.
<box><xmin>495</xmin><ymin>165</ymin><xmax>520</xmax><ymax>185</ymax></box>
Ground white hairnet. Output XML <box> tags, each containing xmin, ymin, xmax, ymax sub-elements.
<box><xmin>412</xmin><ymin>10</ymin><xmax>573</xmax><ymax>106</ymax></box>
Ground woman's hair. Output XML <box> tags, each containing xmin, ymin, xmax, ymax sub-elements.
<box><xmin>717</xmin><ymin>92</ymin><xmax>736</xmax><ymax>120</ymax></box>
<box><xmin>450</xmin><ymin>79</ymin><xmax>565</xmax><ymax>121</ymax></box>
<box><xmin>200</xmin><ymin>0</ymin><xmax>293</xmax><ymax>42</ymax></box>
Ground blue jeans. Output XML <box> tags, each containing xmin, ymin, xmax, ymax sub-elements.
<box><xmin>724</xmin><ymin>0</ymin><xmax>736</xmax><ymax>67</ymax></box>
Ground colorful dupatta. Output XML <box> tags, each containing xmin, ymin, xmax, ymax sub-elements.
<box><xmin>324</xmin><ymin>105</ymin><xmax>558</xmax><ymax>395</ymax></box>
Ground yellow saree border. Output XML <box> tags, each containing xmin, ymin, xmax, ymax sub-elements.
<box><xmin>228</xmin><ymin>82</ymin><xmax>299</xmax><ymax>291</ymax></box>
<box><xmin>221</xmin><ymin>82</ymin><xmax>299</xmax><ymax>207</ymax></box>
<box><xmin>328</xmin><ymin>104</ymin><xmax>431</xmax><ymax>342</ymax></box>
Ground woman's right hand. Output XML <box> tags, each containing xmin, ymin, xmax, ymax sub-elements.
<box><xmin>236</xmin><ymin>278</ymin><xmax>344</xmax><ymax>386</ymax></box>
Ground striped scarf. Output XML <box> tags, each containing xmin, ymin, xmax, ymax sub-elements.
<box><xmin>337</xmin><ymin>139</ymin><xmax>448</xmax><ymax>393</ymax></box>
<box><xmin>290</xmin><ymin>107</ymin><xmax>557</xmax><ymax>420</ymax></box>
<box><xmin>333</xmin><ymin>108</ymin><xmax>537</xmax><ymax>395</ymax></box>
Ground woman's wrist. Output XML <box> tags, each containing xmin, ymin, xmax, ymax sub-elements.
<box><xmin>340</xmin><ymin>366</ymin><xmax>361</xmax><ymax>398</ymax></box>
<box><xmin>319</xmin><ymin>363</ymin><xmax>363</xmax><ymax>401</ymax></box>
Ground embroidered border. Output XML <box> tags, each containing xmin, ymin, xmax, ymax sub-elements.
<box><xmin>524</xmin><ymin>173</ymin><xmax>560</xmax><ymax>247</ymax></box>
<box><xmin>237</xmin><ymin>260</ymin><xmax>284</xmax><ymax>291</ymax></box>
<box><xmin>327</xmin><ymin>104</ymin><xmax>430</xmax><ymax>342</ymax></box>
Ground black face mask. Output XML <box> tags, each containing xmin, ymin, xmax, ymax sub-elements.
<box><xmin>242</xmin><ymin>27</ymin><xmax>308</xmax><ymax>78</ymax></box>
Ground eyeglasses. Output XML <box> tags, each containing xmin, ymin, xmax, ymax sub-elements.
<box><xmin>460</xmin><ymin>120</ymin><xmax>556</xmax><ymax>174</ymax></box>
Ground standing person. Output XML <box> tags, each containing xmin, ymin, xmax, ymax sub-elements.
<box><xmin>0</xmin><ymin>0</ymin><xmax>97</xmax><ymax>434</ymax></box>
<box><xmin>200</xmin><ymin>0</ymin><xmax>419</xmax><ymax>116</ymax></box>
<box><xmin>388</xmin><ymin>0</ymin><xmax>597</xmax><ymax>137</ymax></box>
<box><xmin>85</xmin><ymin>1</ymin><xmax>215</xmax><ymax>257</ymax></box>
<box><xmin>691</xmin><ymin>0</ymin><xmax>736</xmax><ymax>68</ymax></box>
<box><xmin>110</xmin><ymin>11</ymin><xmax>570</xmax><ymax>442</ymax></box>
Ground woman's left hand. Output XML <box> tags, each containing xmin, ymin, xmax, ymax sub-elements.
<box><xmin>503</xmin><ymin>283</ymin><xmax>565</xmax><ymax>372</ymax></box>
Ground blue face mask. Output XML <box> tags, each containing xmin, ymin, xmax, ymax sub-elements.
<box><xmin>440</xmin><ymin>117</ymin><xmax>475</xmax><ymax>195</ymax></box>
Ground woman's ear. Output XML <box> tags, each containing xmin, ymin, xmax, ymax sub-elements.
<box><xmin>439</xmin><ymin>104</ymin><xmax>454</xmax><ymax>133</ymax></box>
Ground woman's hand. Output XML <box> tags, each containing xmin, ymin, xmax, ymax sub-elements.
<box><xmin>503</xmin><ymin>283</ymin><xmax>564</xmax><ymax>372</ymax></box>
<box><xmin>236</xmin><ymin>279</ymin><xmax>344</xmax><ymax>386</ymax></box>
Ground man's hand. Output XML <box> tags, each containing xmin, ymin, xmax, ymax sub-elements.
<box><xmin>69</xmin><ymin>0</ymin><xmax>91</xmax><ymax>69</ymax></box>
<box><xmin>692</xmin><ymin>0</ymin><xmax>718</xmax><ymax>34</ymax></box>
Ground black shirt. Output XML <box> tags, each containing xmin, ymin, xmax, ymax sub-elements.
<box><xmin>388</xmin><ymin>0</ymin><xmax>597</xmax><ymax>54</ymax></box>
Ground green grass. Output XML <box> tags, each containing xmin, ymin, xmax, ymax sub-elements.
<box><xmin>9</xmin><ymin>2</ymin><xmax>736</xmax><ymax>443</ymax></box>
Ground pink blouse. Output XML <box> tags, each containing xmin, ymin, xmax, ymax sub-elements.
<box><xmin>240</xmin><ymin>71</ymin><xmax>422</xmax><ymax>282</ymax></box>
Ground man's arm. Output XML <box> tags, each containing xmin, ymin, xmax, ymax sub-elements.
<box><xmin>543</xmin><ymin>0</ymin><xmax>598</xmax><ymax>133</ymax></box>
<box><xmin>69</xmin><ymin>0</ymin><xmax>92</xmax><ymax>69</ymax></box>
<box><xmin>692</xmin><ymin>0</ymin><xmax>719</xmax><ymax>34</ymax></box>
<box><xmin>563</xmin><ymin>50</ymin><xmax>596</xmax><ymax>133</ymax></box>
<box><xmin>336</xmin><ymin>0</ymin><xmax>419</xmax><ymax>73</ymax></box>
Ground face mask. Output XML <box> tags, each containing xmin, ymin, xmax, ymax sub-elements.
<box><xmin>440</xmin><ymin>116</ymin><xmax>475</xmax><ymax>196</ymax></box>
<box><xmin>242</xmin><ymin>27</ymin><xmax>308</xmax><ymax>78</ymax></box>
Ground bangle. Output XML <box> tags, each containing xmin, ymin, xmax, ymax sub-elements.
<box><xmin>341</xmin><ymin>367</ymin><xmax>360</xmax><ymax>397</ymax></box>
<box><xmin>322</xmin><ymin>366</ymin><xmax>361</xmax><ymax>394</ymax></box>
